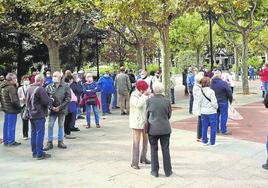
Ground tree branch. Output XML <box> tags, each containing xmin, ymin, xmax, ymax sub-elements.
<box><xmin>247</xmin><ymin>0</ymin><xmax>257</xmax><ymax>31</ymax></box>
<box><xmin>110</xmin><ymin>25</ymin><xmax>137</xmax><ymax>46</ymax></box>
<box><xmin>254</xmin><ymin>19</ymin><xmax>268</xmax><ymax>31</ymax></box>
<box><xmin>59</xmin><ymin>19</ymin><xmax>84</xmax><ymax>44</ymax></box>
<box><xmin>214</xmin><ymin>18</ymin><xmax>241</xmax><ymax>34</ymax></box>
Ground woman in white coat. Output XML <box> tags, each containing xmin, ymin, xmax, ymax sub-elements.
<box><xmin>129</xmin><ymin>80</ymin><xmax>150</xmax><ymax>169</ymax></box>
<box><xmin>192</xmin><ymin>72</ymin><xmax>204</xmax><ymax>142</ymax></box>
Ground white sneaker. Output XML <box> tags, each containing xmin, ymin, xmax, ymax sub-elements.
<box><xmin>203</xmin><ymin>142</ymin><xmax>209</xmax><ymax>146</ymax></box>
<box><xmin>23</xmin><ymin>137</ymin><xmax>29</xmax><ymax>140</ymax></box>
<box><xmin>210</xmin><ymin>143</ymin><xmax>219</xmax><ymax>147</ymax></box>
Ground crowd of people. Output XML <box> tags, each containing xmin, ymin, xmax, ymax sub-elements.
<box><xmin>0</xmin><ymin>63</ymin><xmax>267</xmax><ymax>173</ymax></box>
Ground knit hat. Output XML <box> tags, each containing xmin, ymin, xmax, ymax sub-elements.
<box><xmin>136</xmin><ymin>80</ymin><xmax>149</xmax><ymax>92</ymax></box>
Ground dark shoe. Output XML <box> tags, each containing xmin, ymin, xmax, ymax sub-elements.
<box><xmin>121</xmin><ymin>112</ymin><xmax>127</xmax><ymax>115</ymax></box>
<box><xmin>65</xmin><ymin>135</ymin><xmax>76</xmax><ymax>139</ymax></box>
<box><xmin>86</xmin><ymin>125</ymin><xmax>91</xmax><ymax>129</ymax></box>
<box><xmin>108</xmin><ymin>112</ymin><xmax>112</xmax><ymax>114</ymax></box>
<box><xmin>43</xmin><ymin>141</ymin><xmax>53</xmax><ymax>151</ymax></box>
<box><xmin>96</xmin><ymin>124</ymin><xmax>101</xmax><ymax>128</ymax></box>
<box><xmin>70</xmin><ymin>127</ymin><xmax>80</xmax><ymax>132</ymax></box>
<box><xmin>151</xmin><ymin>171</ymin><xmax>159</xmax><ymax>177</ymax></box>
<box><xmin>32</xmin><ymin>154</ymin><xmax>37</xmax><ymax>158</ymax></box>
<box><xmin>140</xmin><ymin>159</ymin><xmax>151</xmax><ymax>164</ymax></box>
<box><xmin>131</xmin><ymin>164</ymin><xmax>140</xmax><ymax>170</ymax></box>
<box><xmin>37</xmin><ymin>153</ymin><xmax>51</xmax><ymax>160</ymax></box>
<box><xmin>262</xmin><ymin>164</ymin><xmax>268</xmax><ymax>170</ymax></box>
<box><xmin>8</xmin><ymin>142</ymin><xmax>21</xmax><ymax>147</ymax></box>
<box><xmin>58</xmin><ymin>141</ymin><xmax>67</xmax><ymax>149</ymax></box>
<box><xmin>165</xmin><ymin>171</ymin><xmax>173</xmax><ymax>177</ymax></box>
<box><xmin>221</xmin><ymin>131</ymin><xmax>232</xmax><ymax>135</ymax></box>
<box><xmin>112</xmin><ymin>106</ymin><xmax>120</xmax><ymax>109</ymax></box>
<box><xmin>77</xmin><ymin>116</ymin><xmax>85</xmax><ymax>119</ymax></box>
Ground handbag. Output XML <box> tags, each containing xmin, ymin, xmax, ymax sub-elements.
<box><xmin>86</xmin><ymin>97</ymin><xmax>96</xmax><ymax>105</ymax></box>
<box><xmin>228</xmin><ymin>105</ymin><xmax>243</xmax><ymax>120</ymax></box>
<box><xmin>144</xmin><ymin>122</ymin><xmax>150</xmax><ymax>134</ymax></box>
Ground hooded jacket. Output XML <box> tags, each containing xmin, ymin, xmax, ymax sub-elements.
<box><xmin>0</xmin><ymin>80</ymin><xmax>21</xmax><ymax>114</ymax></box>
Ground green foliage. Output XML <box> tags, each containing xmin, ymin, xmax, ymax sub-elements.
<box><xmin>170</xmin><ymin>12</ymin><xmax>208</xmax><ymax>53</ymax></box>
<box><xmin>247</xmin><ymin>56</ymin><xmax>263</xmax><ymax>69</ymax></box>
<box><xmin>174</xmin><ymin>50</ymin><xmax>196</xmax><ymax>72</ymax></box>
<box><xmin>146</xmin><ymin>63</ymin><xmax>159</xmax><ymax>73</ymax></box>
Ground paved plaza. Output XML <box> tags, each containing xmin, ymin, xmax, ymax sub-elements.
<box><xmin>0</xmin><ymin>77</ymin><xmax>268</xmax><ymax>188</ymax></box>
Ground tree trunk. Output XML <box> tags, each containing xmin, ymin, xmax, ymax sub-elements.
<box><xmin>234</xmin><ymin>45</ymin><xmax>239</xmax><ymax>81</ymax></box>
<box><xmin>265</xmin><ymin>50</ymin><xmax>268</xmax><ymax>64</ymax></box>
<box><xmin>77</xmin><ymin>37</ymin><xmax>83</xmax><ymax>71</ymax></box>
<box><xmin>196</xmin><ymin>48</ymin><xmax>200</xmax><ymax>70</ymax></box>
<box><xmin>241</xmin><ymin>34</ymin><xmax>249</xmax><ymax>94</ymax></box>
<box><xmin>159</xmin><ymin>26</ymin><xmax>171</xmax><ymax>97</ymax></box>
<box><xmin>136</xmin><ymin>43</ymin><xmax>145</xmax><ymax>70</ymax></box>
<box><xmin>47</xmin><ymin>40</ymin><xmax>61</xmax><ymax>72</ymax></box>
<box><xmin>17</xmin><ymin>34</ymin><xmax>24</xmax><ymax>84</ymax></box>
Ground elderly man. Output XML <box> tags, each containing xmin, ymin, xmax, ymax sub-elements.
<box><xmin>211</xmin><ymin>71</ymin><xmax>233</xmax><ymax>135</ymax></box>
<box><xmin>0</xmin><ymin>73</ymin><xmax>22</xmax><ymax>146</ymax></box>
<box><xmin>44</xmin><ymin>71</ymin><xmax>71</xmax><ymax>150</ymax></box>
<box><xmin>115</xmin><ymin>67</ymin><xmax>131</xmax><ymax>115</ymax></box>
<box><xmin>26</xmin><ymin>74</ymin><xmax>53</xmax><ymax>159</ymax></box>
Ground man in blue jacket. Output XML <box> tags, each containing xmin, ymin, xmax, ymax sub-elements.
<box><xmin>98</xmin><ymin>71</ymin><xmax>115</xmax><ymax>115</ymax></box>
<box><xmin>186</xmin><ymin>67</ymin><xmax>195</xmax><ymax>114</ymax></box>
<box><xmin>211</xmin><ymin>71</ymin><xmax>233</xmax><ymax>135</ymax></box>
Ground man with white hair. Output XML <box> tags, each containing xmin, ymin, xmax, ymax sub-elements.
<box><xmin>211</xmin><ymin>70</ymin><xmax>233</xmax><ymax>135</ymax></box>
<box><xmin>0</xmin><ymin>73</ymin><xmax>22</xmax><ymax>146</ymax></box>
<box><xmin>192</xmin><ymin>72</ymin><xmax>204</xmax><ymax>142</ymax></box>
<box><xmin>44</xmin><ymin>71</ymin><xmax>71</xmax><ymax>150</ymax></box>
<box><xmin>26</xmin><ymin>74</ymin><xmax>53</xmax><ymax>159</ymax></box>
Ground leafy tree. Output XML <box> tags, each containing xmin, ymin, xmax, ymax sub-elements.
<box><xmin>170</xmin><ymin>12</ymin><xmax>209</xmax><ymax>69</ymax></box>
<box><xmin>2</xmin><ymin>0</ymin><xmax>94</xmax><ymax>72</ymax></box>
<box><xmin>208</xmin><ymin>0</ymin><xmax>268</xmax><ymax>94</ymax></box>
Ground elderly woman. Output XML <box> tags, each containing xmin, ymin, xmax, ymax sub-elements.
<box><xmin>198</xmin><ymin>77</ymin><xmax>218</xmax><ymax>146</ymax></box>
<box><xmin>192</xmin><ymin>72</ymin><xmax>204</xmax><ymax>142</ymax></box>
<box><xmin>146</xmin><ymin>82</ymin><xmax>172</xmax><ymax>177</ymax></box>
<box><xmin>129</xmin><ymin>80</ymin><xmax>150</xmax><ymax>169</ymax></box>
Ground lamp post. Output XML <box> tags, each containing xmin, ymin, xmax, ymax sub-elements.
<box><xmin>157</xmin><ymin>48</ymin><xmax>161</xmax><ymax>69</ymax></box>
<box><xmin>208</xmin><ymin>7</ymin><xmax>214</xmax><ymax>70</ymax></box>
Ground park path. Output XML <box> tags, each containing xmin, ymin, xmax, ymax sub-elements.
<box><xmin>0</xmin><ymin>77</ymin><xmax>267</xmax><ymax>188</ymax></box>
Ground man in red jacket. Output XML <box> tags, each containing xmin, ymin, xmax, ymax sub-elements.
<box><xmin>258</xmin><ymin>63</ymin><xmax>268</xmax><ymax>95</ymax></box>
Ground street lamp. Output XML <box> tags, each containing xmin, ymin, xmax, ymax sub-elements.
<box><xmin>208</xmin><ymin>7</ymin><xmax>214</xmax><ymax>70</ymax></box>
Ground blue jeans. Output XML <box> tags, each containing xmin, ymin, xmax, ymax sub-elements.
<box><xmin>201</xmin><ymin>113</ymin><xmax>217</xmax><ymax>145</ymax></box>
<box><xmin>266</xmin><ymin>136</ymin><xmax>268</xmax><ymax>164</ymax></box>
<box><xmin>47</xmin><ymin>113</ymin><xmax>65</xmax><ymax>142</ymax></box>
<box><xmin>112</xmin><ymin>90</ymin><xmax>118</xmax><ymax>108</ymax></box>
<box><xmin>101</xmin><ymin>92</ymin><xmax>112</xmax><ymax>113</ymax></box>
<box><xmin>217</xmin><ymin>101</ymin><xmax>229</xmax><ymax>133</ymax></box>
<box><xmin>263</xmin><ymin>82</ymin><xmax>268</xmax><ymax>95</ymax></box>
<box><xmin>170</xmin><ymin>88</ymin><xmax>175</xmax><ymax>104</ymax></box>
<box><xmin>86</xmin><ymin>104</ymin><xmax>99</xmax><ymax>126</ymax></box>
<box><xmin>3</xmin><ymin>113</ymin><xmax>17</xmax><ymax>145</ymax></box>
<box><xmin>30</xmin><ymin>118</ymin><xmax>45</xmax><ymax>157</ymax></box>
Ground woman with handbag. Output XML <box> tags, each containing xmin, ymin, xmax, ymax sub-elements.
<box><xmin>18</xmin><ymin>75</ymin><xmax>30</xmax><ymax>140</ymax></box>
<box><xmin>129</xmin><ymin>80</ymin><xmax>150</xmax><ymax>170</ymax></box>
<box><xmin>82</xmin><ymin>73</ymin><xmax>100</xmax><ymax>128</ymax></box>
<box><xmin>198</xmin><ymin>77</ymin><xmax>218</xmax><ymax>146</ymax></box>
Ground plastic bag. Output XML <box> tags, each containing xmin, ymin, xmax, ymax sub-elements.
<box><xmin>228</xmin><ymin>105</ymin><xmax>243</xmax><ymax>120</ymax></box>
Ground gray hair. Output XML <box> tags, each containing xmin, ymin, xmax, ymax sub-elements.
<box><xmin>213</xmin><ymin>70</ymin><xmax>222</xmax><ymax>78</ymax></box>
<box><xmin>5</xmin><ymin>73</ymin><xmax>17</xmax><ymax>81</ymax></box>
<box><xmin>35</xmin><ymin>74</ymin><xmax>44</xmax><ymax>83</ymax></box>
<box><xmin>153</xmin><ymin>82</ymin><xmax>164</xmax><ymax>95</ymax></box>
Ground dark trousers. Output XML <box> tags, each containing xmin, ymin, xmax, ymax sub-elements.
<box><xmin>22</xmin><ymin>119</ymin><xmax>29</xmax><ymax>138</ymax></box>
<box><xmin>64</xmin><ymin>112</ymin><xmax>76</xmax><ymax>135</ymax></box>
<box><xmin>101</xmin><ymin>92</ymin><xmax>112</xmax><ymax>113</ymax></box>
<box><xmin>30</xmin><ymin>118</ymin><xmax>45</xmax><ymax>157</ymax></box>
<box><xmin>189</xmin><ymin>93</ymin><xmax>194</xmax><ymax>114</ymax></box>
<box><xmin>149</xmin><ymin>134</ymin><xmax>172</xmax><ymax>175</ymax></box>
<box><xmin>170</xmin><ymin>88</ymin><xmax>175</xmax><ymax>104</ymax></box>
<box><xmin>184</xmin><ymin>85</ymin><xmax>188</xmax><ymax>96</ymax></box>
<box><xmin>197</xmin><ymin>116</ymin><xmax>202</xmax><ymax>139</ymax></box>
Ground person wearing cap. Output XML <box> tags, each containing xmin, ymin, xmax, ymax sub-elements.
<box><xmin>146</xmin><ymin>82</ymin><xmax>172</xmax><ymax>177</ymax></box>
<box><xmin>193</xmin><ymin>72</ymin><xmax>204</xmax><ymax>142</ymax></box>
<box><xmin>129</xmin><ymin>80</ymin><xmax>150</xmax><ymax>169</ymax></box>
